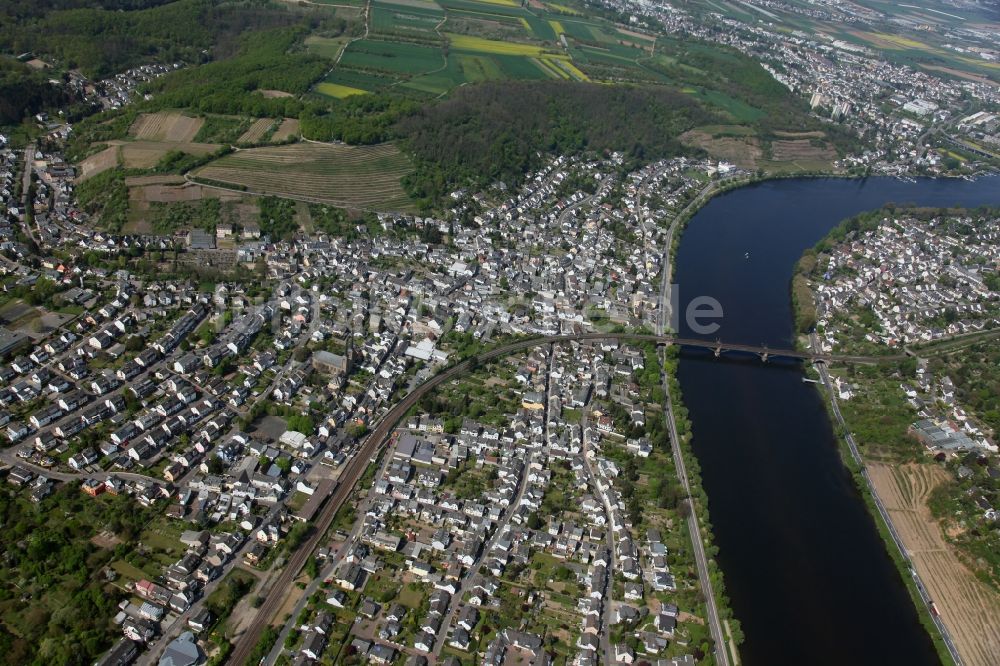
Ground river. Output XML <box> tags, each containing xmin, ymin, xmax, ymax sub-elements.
<box><xmin>672</xmin><ymin>176</ymin><xmax>1000</xmax><ymax>666</ymax></box>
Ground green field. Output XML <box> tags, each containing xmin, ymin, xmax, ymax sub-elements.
<box><xmin>309</xmin><ymin>0</ymin><xmax>661</xmax><ymax>96</ymax></box>
<box><xmin>194</xmin><ymin>142</ymin><xmax>415</xmax><ymax>210</ymax></box>
<box><xmin>304</xmin><ymin>35</ymin><xmax>352</xmax><ymax>59</ymax></box>
<box><xmin>455</xmin><ymin>53</ymin><xmax>505</xmax><ymax>81</ymax></box>
<box><xmin>371</xmin><ymin>0</ymin><xmax>444</xmax><ymax>37</ymax></box>
<box><xmin>402</xmin><ymin>55</ymin><xmax>468</xmax><ymax>94</ymax></box>
<box><xmin>339</xmin><ymin>39</ymin><xmax>446</xmax><ymax>74</ymax></box>
<box><xmin>320</xmin><ymin>68</ymin><xmax>398</xmax><ymax>92</ymax></box>
<box><xmin>315</xmin><ymin>82</ymin><xmax>370</xmax><ymax>98</ymax></box>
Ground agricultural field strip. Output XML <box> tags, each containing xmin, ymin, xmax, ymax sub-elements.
<box><xmin>193</xmin><ymin>143</ymin><xmax>412</xmax><ymax>208</ymax></box>
<box><xmin>238</xmin><ymin>119</ymin><xmax>275</xmax><ymax>144</ymax></box>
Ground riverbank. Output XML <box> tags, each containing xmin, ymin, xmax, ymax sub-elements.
<box><xmin>659</xmin><ymin>345</ymin><xmax>741</xmax><ymax>666</ymax></box>
<box><xmin>656</xmin><ymin>172</ymin><xmax>750</xmax><ymax>666</ymax></box>
<box><xmin>666</xmin><ymin>175</ymin><xmax>1000</xmax><ymax>665</ymax></box>
<box><xmin>652</xmin><ymin>170</ymin><xmax>922</xmax><ymax>666</ymax></box>
<box><xmin>810</xmin><ymin>356</ymin><xmax>960</xmax><ymax>666</ymax></box>
<box><xmin>794</xmin><ymin>205</ymin><xmax>1000</xmax><ymax>666</ymax></box>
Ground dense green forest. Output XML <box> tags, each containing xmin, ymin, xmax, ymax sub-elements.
<box><xmin>0</xmin><ymin>0</ymin><xmax>307</xmax><ymax>78</ymax></box>
<box><xmin>0</xmin><ymin>0</ymin><xmax>177</xmax><ymax>21</ymax></box>
<box><xmin>299</xmin><ymin>95</ymin><xmax>420</xmax><ymax>145</ymax></box>
<box><xmin>142</xmin><ymin>26</ymin><xmax>331</xmax><ymax>117</ymax></box>
<box><xmin>0</xmin><ymin>482</ymin><xmax>157</xmax><ymax>665</ymax></box>
<box><xmin>395</xmin><ymin>81</ymin><xmax>716</xmax><ymax>205</ymax></box>
<box><xmin>0</xmin><ymin>58</ymin><xmax>69</xmax><ymax>125</ymax></box>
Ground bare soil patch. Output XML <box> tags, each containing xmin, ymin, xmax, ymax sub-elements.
<box><xmin>271</xmin><ymin>119</ymin><xmax>301</xmax><ymax>142</ymax></box>
<box><xmin>772</xmin><ymin>130</ymin><xmax>826</xmax><ymax>138</ymax></box>
<box><xmin>269</xmin><ymin>581</ymin><xmax>306</xmax><ymax>628</ymax></box>
<box><xmin>680</xmin><ymin>129</ymin><xmax>762</xmax><ymax>169</ymax></box>
<box><xmin>239</xmin><ymin>118</ymin><xmax>275</xmax><ymax>144</ymax></box>
<box><xmin>131</xmin><ymin>182</ymin><xmax>243</xmax><ymax>204</ymax></box>
<box><xmin>130</xmin><ymin>112</ymin><xmax>205</xmax><ymax>142</ymax></box>
<box><xmin>77</xmin><ymin>145</ymin><xmax>120</xmax><ymax>182</ymax></box>
<box><xmin>125</xmin><ymin>174</ymin><xmax>187</xmax><ymax>187</ymax></box>
<box><xmin>91</xmin><ymin>531</ymin><xmax>123</xmax><ymax>549</ymax></box>
<box><xmin>868</xmin><ymin>462</ymin><xmax>1000</xmax><ymax>666</ymax></box>
<box><xmin>921</xmin><ymin>64</ymin><xmax>1000</xmax><ymax>88</ymax></box>
<box><xmin>0</xmin><ymin>300</ymin><xmax>35</xmax><ymax>326</ymax></box>
<box><xmin>119</xmin><ymin>140</ymin><xmax>220</xmax><ymax>169</ymax></box>
<box><xmin>770</xmin><ymin>139</ymin><xmax>836</xmax><ymax>162</ymax></box>
<box><xmin>193</xmin><ymin>141</ymin><xmax>413</xmax><ymax>210</ymax></box>
<box><xmin>137</xmin><ymin>184</ymin><xmax>206</xmax><ymax>203</ymax></box>
<box><xmin>226</xmin><ymin>568</ymin><xmax>265</xmax><ymax>638</ymax></box>
<box><xmin>258</xmin><ymin>89</ymin><xmax>294</xmax><ymax>98</ymax></box>
<box><xmin>378</xmin><ymin>0</ymin><xmax>441</xmax><ymax>9</ymax></box>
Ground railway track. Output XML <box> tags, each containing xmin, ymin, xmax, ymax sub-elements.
<box><xmin>227</xmin><ymin>331</ymin><xmax>898</xmax><ymax>663</ymax></box>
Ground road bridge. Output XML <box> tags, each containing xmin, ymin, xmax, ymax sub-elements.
<box><xmin>488</xmin><ymin>332</ymin><xmax>905</xmax><ymax>365</ymax></box>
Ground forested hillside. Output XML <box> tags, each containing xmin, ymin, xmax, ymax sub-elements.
<box><xmin>141</xmin><ymin>27</ymin><xmax>331</xmax><ymax>117</ymax></box>
<box><xmin>0</xmin><ymin>0</ymin><xmax>304</xmax><ymax>78</ymax></box>
<box><xmin>0</xmin><ymin>58</ymin><xmax>69</xmax><ymax>125</ymax></box>
<box><xmin>396</xmin><ymin>81</ymin><xmax>717</xmax><ymax>205</ymax></box>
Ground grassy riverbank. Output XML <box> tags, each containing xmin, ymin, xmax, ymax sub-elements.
<box><xmin>660</xmin><ymin>345</ymin><xmax>743</xmax><ymax>664</ymax></box>
<box><xmin>790</xmin><ymin>205</ymin><xmax>1000</xmax><ymax>666</ymax></box>
<box><xmin>813</xmin><ymin>367</ymin><xmax>958</xmax><ymax>666</ymax></box>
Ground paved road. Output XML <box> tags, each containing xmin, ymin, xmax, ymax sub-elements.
<box><xmin>658</xmin><ymin>357</ymin><xmax>731</xmax><ymax>666</ymax></box>
<box><xmin>427</xmin><ymin>346</ymin><xmax>550</xmax><ymax>661</ymax></box>
<box><xmin>579</xmin><ymin>410</ymin><xmax>616</xmax><ymax>666</ymax></box>
<box><xmin>226</xmin><ymin>322</ymin><xmax>906</xmax><ymax>663</ymax></box>
<box><xmin>655</xmin><ymin>176</ymin><xmax>733</xmax><ymax>666</ymax></box>
<box><xmin>262</xmin><ymin>440</ymin><xmax>394</xmax><ymax>666</ymax></box>
<box><xmin>20</xmin><ymin>144</ymin><xmax>41</xmax><ymax>247</ymax></box>
<box><xmin>227</xmin><ymin>348</ymin><xmax>498</xmax><ymax>664</ymax></box>
<box><xmin>0</xmin><ymin>447</ymin><xmax>162</xmax><ymax>485</ymax></box>
<box><xmin>138</xmin><ymin>506</ymin><xmax>283</xmax><ymax>666</ymax></box>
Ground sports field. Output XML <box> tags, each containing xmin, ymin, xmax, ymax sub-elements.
<box><xmin>193</xmin><ymin>142</ymin><xmax>414</xmax><ymax>210</ymax></box>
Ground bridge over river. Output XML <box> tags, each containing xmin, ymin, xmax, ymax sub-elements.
<box><xmin>481</xmin><ymin>332</ymin><xmax>906</xmax><ymax>365</ymax></box>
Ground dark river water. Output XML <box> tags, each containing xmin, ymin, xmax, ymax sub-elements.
<box><xmin>672</xmin><ymin>176</ymin><xmax>1000</xmax><ymax>666</ymax></box>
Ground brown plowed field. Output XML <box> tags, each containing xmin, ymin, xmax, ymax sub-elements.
<box><xmin>119</xmin><ymin>141</ymin><xmax>220</xmax><ymax>169</ymax></box>
<box><xmin>129</xmin><ymin>111</ymin><xmax>204</xmax><ymax>142</ymax></box>
<box><xmin>271</xmin><ymin>118</ymin><xmax>301</xmax><ymax>142</ymax></box>
<box><xmin>193</xmin><ymin>141</ymin><xmax>413</xmax><ymax>210</ymax></box>
<box><xmin>238</xmin><ymin>118</ymin><xmax>274</xmax><ymax>144</ymax></box>
<box><xmin>77</xmin><ymin>145</ymin><xmax>120</xmax><ymax>181</ymax></box>
<box><xmin>868</xmin><ymin>462</ymin><xmax>1000</xmax><ymax>666</ymax></box>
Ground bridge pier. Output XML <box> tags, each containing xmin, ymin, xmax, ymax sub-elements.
<box><xmin>713</xmin><ymin>346</ymin><xmax>722</xmax><ymax>358</ymax></box>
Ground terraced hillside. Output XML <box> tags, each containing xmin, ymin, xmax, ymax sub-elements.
<box><xmin>193</xmin><ymin>142</ymin><xmax>414</xmax><ymax>211</ymax></box>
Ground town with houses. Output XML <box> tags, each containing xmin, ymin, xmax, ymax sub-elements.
<box><xmin>1</xmin><ymin>1</ymin><xmax>999</xmax><ymax>665</ymax></box>
<box><xmin>813</xmin><ymin>212</ymin><xmax>1000</xmax><ymax>353</ymax></box>
<box><xmin>803</xmin><ymin>207</ymin><xmax>1000</xmax><ymax>564</ymax></box>
<box><xmin>607</xmin><ymin>0</ymin><xmax>1000</xmax><ymax>177</ymax></box>
<box><xmin>2</xmin><ymin>122</ymin><xmax>732</xmax><ymax>666</ymax></box>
